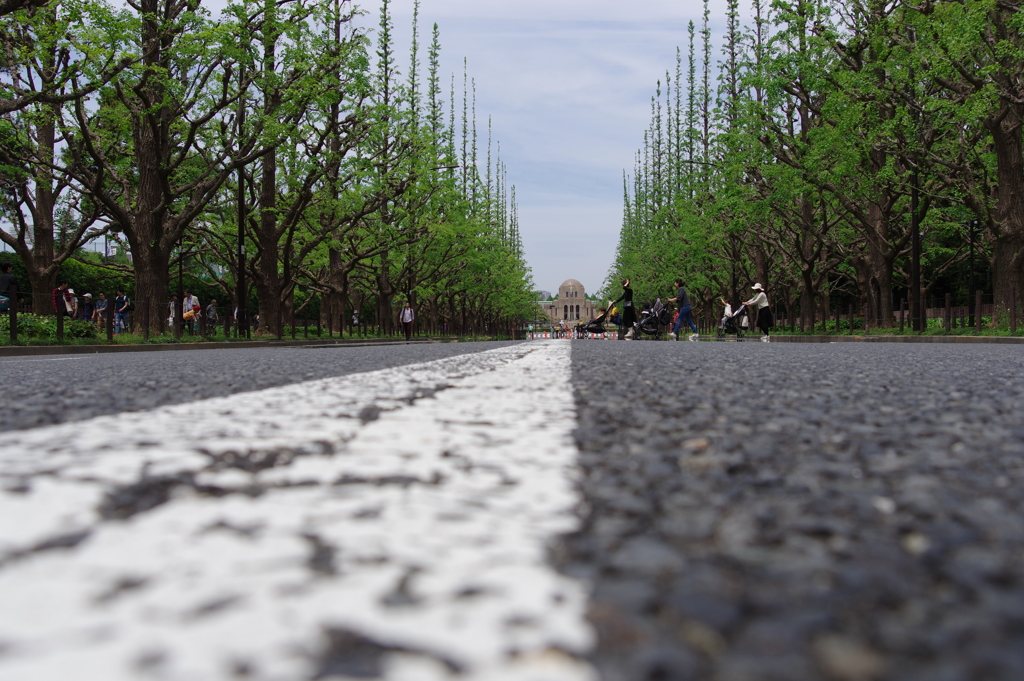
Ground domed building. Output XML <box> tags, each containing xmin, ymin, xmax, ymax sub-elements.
<box><xmin>540</xmin><ymin>278</ymin><xmax>597</xmax><ymax>324</ymax></box>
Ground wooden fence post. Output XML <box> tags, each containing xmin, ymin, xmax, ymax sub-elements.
<box><xmin>8</xmin><ymin>282</ymin><xmax>17</xmax><ymax>343</ymax></box>
<box><xmin>945</xmin><ymin>293</ymin><xmax>951</xmax><ymax>333</ymax></box>
<box><xmin>1011</xmin><ymin>286</ymin><xmax>1017</xmax><ymax>334</ymax></box>
<box><xmin>106</xmin><ymin>292</ymin><xmax>115</xmax><ymax>341</ymax></box>
<box><xmin>976</xmin><ymin>290</ymin><xmax>983</xmax><ymax>333</ymax></box>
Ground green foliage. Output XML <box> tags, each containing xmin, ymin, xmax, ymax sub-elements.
<box><xmin>609</xmin><ymin>0</ymin><xmax>1024</xmax><ymax>326</ymax></box>
<box><xmin>0</xmin><ymin>0</ymin><xmax>533</xmax><ymax>341</ymax></box>
<box><xmin>0</xmin><ymin>313</ymin><xmax>97</xmax><ymax>340</ymax></box>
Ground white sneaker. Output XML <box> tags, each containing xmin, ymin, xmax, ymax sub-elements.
<box><xmin>689</xmin><ymin>333</ymin><xmax>699</xmax><ymax>341</ymax></box>
<box><xmin>761</xmin><ymin>335</ymin><xmax>769</xmax><ymax>343</ymax></box>
<box><xmin>668</xmin><ymin>332</ymin><xmax>677</xmax><ymax>340</ymax></box>
<box><xmin>624</xmin><ymin>329</ymin><xmax>634</xmax><ymax>339</ymax></box>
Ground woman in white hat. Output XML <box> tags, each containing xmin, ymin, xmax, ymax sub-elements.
<box><xmin>743</xmin><ymin>283</ymin><xmax>773</xmax><ymax>342</ymax></box>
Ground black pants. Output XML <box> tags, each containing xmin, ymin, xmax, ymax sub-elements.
<box><xmin>403</xmin><ymin>321</ymin><xmax>413</xmax><ymax>340</ymax></box>
<box><xmin>757</xmin><ymin>306</ymin><xmax>773</xmax><ymax>335</ymax></box>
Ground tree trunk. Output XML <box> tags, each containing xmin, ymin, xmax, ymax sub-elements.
<box><xmin>988</xmin><ymin>104</ymin><xmax>1024</xmax><ymax>318</ymax></box>
<box><xmin>28</xmin><ymin>109</ymin><xmax>57</xmax><ymax>314</ymax></box>
<box><xmin>130</xmin><ymin>238</ymin><xmax>172</xmax><ymax>334</ymax></box>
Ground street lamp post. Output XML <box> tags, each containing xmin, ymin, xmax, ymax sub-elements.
<box><xmin>968</xmin><ymin>219</ymin><xmax>979</xmax><ymax>327</ymax></box>
<box><xmin>236</xmin><ymin>63</ymin><xmax>248</xmax><ymax>339</ymax></box>
<box><xmin>911</xmin><ymin>167</ymin><xmax>921</xmax><ymax>331</ymax></box>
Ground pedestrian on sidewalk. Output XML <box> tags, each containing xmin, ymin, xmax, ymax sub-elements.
<box><xmin>668</xmin><ymin>278</ymin><xmax>698</xmax><ymax>341</ymax></box>
<box><xmin>183</xmin><ymin>290</ymin><xmax>200</xmax><ymax>335</ymax></box>
<box><xmin>609</xmin><ymin>278</ymin><xmax>637</xmax><ymax>339</ymax></box>
<box><xmin>80</xmin><ymin>293</ymin><xmax>94</xmax><ymax>322</ymax></box>
<box><xmin>205</xmin><ymin>299</ymin><xmax>218</xmax><ymax>336</ymax></box>
<box><xmin>93</xmin><ymin>293</ymin><xmax>108</xmax><ymax>327</ymax></box>
<box><xmin>168</xmin><ymin>294</ymin><xmax>179</xmax><ymax>331</ymax></box>
<box><xmin>400</xmin><ymin>301</ymin><xmax>415</xmax><ymax>341</ymax></box>
<box><xmin>52</xmin><ymin>281</ymin><xmax>72</xmax><ymax>317</ymax></box>
<box><xmin>0</xmin><ymin>262</ymin><xmax>16</xmax><ymax>312</ymax></box>
<box><xmin>114</xmin><ymin>289</ymin><xmax>129</xmax><ymax>334</ymax></box>
<box><xmin>68</xmin><ymin>289</ymin><xmax>79</xmax><ymax>318</ymax></box>
<box><xmin>743</xmin><ymin>283</ymin><xmax>774</xmax><ymax>342</ymax></box>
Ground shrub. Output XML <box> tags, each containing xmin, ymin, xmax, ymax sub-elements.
<box><xmin>0</xmin><ymin>313</ymin><xmax>98</xmax><ymax>340</ymax></box>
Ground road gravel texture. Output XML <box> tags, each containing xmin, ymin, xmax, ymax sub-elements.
<box><xmin>563</xmin><ymin>341</ymin><xmax>1024</xmax><ymax>681</ymax></box>
<box><xmin>0</xmin><ymin>341</ymin><xmax>517</xmax><ymax>433</ymax></box>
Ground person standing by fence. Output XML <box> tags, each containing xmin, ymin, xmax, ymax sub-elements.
<box><xmin>80</xmin><ymin>294</ymin><xmax>95</xmax><ymax>322</ymax></box>
<box><xmin>400</xmin><ymin>301</ymin><xmax>415</xmax><ymax>341</ymax></box>
<box><xmin>114</xmin><ymin>289</ymin><xmax>130</xmax><ymax>334</ymax></box>
<box><xmin>205</xmin><ymin>299</ymin><xmax>218</xmax><ymax>337</ymax></box>
<box><xmin>93</xmin><ymin>293</ymin><xmax>108</xmax><ymax>328</ymax></box>
<box><xmin>183</xmin><ymin>290</ymin><xmax>200</xmax><ymax>335</ymax></box>
<box><xmin>52</xmin><ymin>281</ymin><xmax>72</xmax><ymax>317</ymax></box>
<box><xmin>0</xmin><ymin>262</ymin><xmax>16</xmax><ymax>311</ymax></box>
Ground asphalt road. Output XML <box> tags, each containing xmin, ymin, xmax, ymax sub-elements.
<box><xmin>0</xmin><ymin>341</ymin><xmax>520</xmax><ymax>433</ymax></box>
<box><xmin>565</xmin><ymin>340</ymin><xmax>1024</xmax><ymax>681</ymax></box>
<box><xmin>3</xmin><ymin>339</ymin><xmax>1024</xmax><ymax>680</ymax></box>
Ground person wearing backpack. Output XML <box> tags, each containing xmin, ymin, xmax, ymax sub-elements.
<box><xmin>114</xmin><ymin>289</ymin><xmax>130</xmax><ymax>334</ymax></box>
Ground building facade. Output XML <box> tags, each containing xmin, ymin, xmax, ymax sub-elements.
<box><xmin>540</xmin><ymin>278</ymin><xmax>596</xmax><ymax>324</ymax></box>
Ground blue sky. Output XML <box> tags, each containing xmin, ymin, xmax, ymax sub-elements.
<box><xmin>378</xmin><ymin>0</ymin><xmax>737</xmax><ymax>296</ymax></box>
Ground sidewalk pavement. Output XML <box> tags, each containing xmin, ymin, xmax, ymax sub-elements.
<box><xmin>0</xmin><ymin>337</ymin><xmax>464</xmax><ymax>357</ymax></box>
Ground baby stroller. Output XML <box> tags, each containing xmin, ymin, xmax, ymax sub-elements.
<box><xmin>575</xmin><ymin>308</ymin><xmax>609</xmax><ymax>338</ymax></box>
<box><xmin>634</xmin><ymin>298</ymin><xmax>673</xmax><ymax>339</ymax></box>
<box><xmin>717</xmin><ymin>304</ymin><xmax>747</xmax><ymax>340</ymax></box>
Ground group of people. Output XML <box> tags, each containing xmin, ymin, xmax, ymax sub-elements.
<box><xmin>49</xmin><ymin>281</ymin><xmax>130</xmax><ymax>332</ymax></box>
<box><xmin>168</xmin><ymin>290</ymin><xmax>218</xmax><ymax>335</ymax></box>
<box><xmin>605</xmin><ymin>277</ymin><xmax>773</xmax><ymax>342</ymax></box>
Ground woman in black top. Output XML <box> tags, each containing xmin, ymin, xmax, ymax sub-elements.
<box><xmin>609</xmin><ymin>278</ymin><xmax>636</xmax><ymax>339</ymax></box>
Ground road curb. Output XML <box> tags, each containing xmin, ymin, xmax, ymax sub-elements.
<box><xmin>767</xmin><ymin>334</ymin><xmax>1024</xmax><ymax>344</ymax></box>
<box><xmin>0</xmin><ymin>337</ymin><xmax>465</xmax><ymax>357</ymax></box>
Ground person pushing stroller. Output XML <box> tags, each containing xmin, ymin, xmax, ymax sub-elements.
<box><xmin>742</xmin><ymin>283</ymin><xmax>773</xmax><ymax>342</ymax></box>
<box><xmin>609</xmin><ymin>278</ymin><xmax>637</xmax><ymax>340</ymax></box>
<box><xmin>717</xmin><ymin>296</ymin><xmax>747</xmax><ymax>340</ymax></box>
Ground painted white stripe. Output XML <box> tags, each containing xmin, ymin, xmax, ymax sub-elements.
<box><xmin>0</xmin><ymin>341</ymin><xmax>593</xmax><ymax>681</ymax></box>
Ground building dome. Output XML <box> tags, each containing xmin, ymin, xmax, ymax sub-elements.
<box><xmin>543</xmin><ymin>278</ymin><xmax>594</xmax><ymax>322</ymax></box>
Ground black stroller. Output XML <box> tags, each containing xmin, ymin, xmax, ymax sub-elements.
<box><xmin>575</xmin><ymin>308</ymin><xmax>609</xmax><ymax>338</ymax></box>
<box><xmin>717</xmin><ymin>304</ymin><xmax>747</xmax><ymax>340</ymax></box>
<box><xmin>633</xmin><ymin>298</ymin><xmax>673</xmax><ymax>340</ymax></box>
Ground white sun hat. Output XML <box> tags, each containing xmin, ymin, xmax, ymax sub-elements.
<box><xmin>752</xmin><ymin>283</ymin><xmax>764</xmax><ymax>291</ymax></box>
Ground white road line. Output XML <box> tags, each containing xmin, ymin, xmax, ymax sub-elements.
<box><xmin>0</xmin><ymin>341</ymin><xmax>594</xmax><ymax>681</ymax></box>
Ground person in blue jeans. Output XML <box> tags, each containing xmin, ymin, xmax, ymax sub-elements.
<box><xmin>668</xmin><ymin>278</ymin><xmax>698</xmax><ymax>341</ymax></box>
<box><xmin>114</xmin><ymin>289</ymin><xmax>129</xmax><ymax>334</ymax></box>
